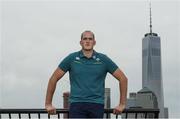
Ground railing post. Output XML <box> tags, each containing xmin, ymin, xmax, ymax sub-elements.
<box><xmin>145</xmin><ymin>112</ymin><xmax>147</xmax><ymax>118</ymax></box>
<box><xmin>28</xmin><ymin>113</ymin><xmax>31</xmax><ymax>119</ymax></box>
<box><xmin>106</xmin><ymin>113</ymin><xmax>110</xmax><ymax>118</ymax></box>
<box><xmin>116</xmin><ymin>114</ymin><xmax>118</xmax><ymax>119</ymax></box>
<box><xmin>125</xmin><ymin>112</ymin><xmax>128</xmax><ymax>118</ymax></box>
<box><xmin>38</xmin><ymin>113</ymin><xmax>40</xmax><ymax>119</ymax></box>
<box><xmin>48</xmin><ymin>114</ymin><xmax>50</xmax><ymax>119</ymax></box>
<box><xmin>154</xmin><ymin>111</ymin><xmax>159</xmax><ymax>119</ymax></box>
<box><xmin>58</xmin><ymin>113</ymin><xmax>60</xmax><ymax>119</ymax></box>
<box><xmin>135</xmin><ymin>113</ymin><xmax>137</xmax><ymax>118</ymax></box>
<box><xmin>67</xmin><ymin>112</ymin><xmax>69</xmax><ymax>118</ymax></box>
<box><xmin>18</xmin><ymin>113</ymin><xmax>21</xmax><ymax>119</ymax></box>
<box><xmin>8</xmin><ymin>113</ymin><xmax>11</xmax><ymax>119</ymax></box>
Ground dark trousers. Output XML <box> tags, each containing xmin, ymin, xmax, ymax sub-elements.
<box><xmin>69</xmin><ymin>102</ymin><xmax>104</xmax><ymax>118</ymax></box>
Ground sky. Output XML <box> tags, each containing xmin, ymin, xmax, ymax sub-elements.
<box><xmin>0</xmin><ymin>0</ymin><xmax>180</xmax><ymax>118</ymax></box>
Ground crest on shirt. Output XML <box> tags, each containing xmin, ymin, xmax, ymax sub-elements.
<box><xmin>74</xmin><ymin>56</ymin><xmax>82</xmax><ymax>64</ymax></box>
<box><xmin>93</xmin><ymin>55</ymin><xmax>96</xmax><ymax>59</ymax></box>
<box><xmin>75</xmin><ymin>57</ymin><xmax>80</xmax><ymax>60</ymax></box>
<box><xmin>94</xmin><ymin>57</ymin><xmax>102</xmax><ymax>64</ymax></box>
<box><xmin>96</xmin><ymin>58</ymin><xmax>100</xmax><ymax>61</ymax></box>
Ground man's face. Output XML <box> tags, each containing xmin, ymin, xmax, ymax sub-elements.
<box><xmin>80</xmin><ymin>32</ymin><xmax>96</xmax><ymax>51</ymax></box>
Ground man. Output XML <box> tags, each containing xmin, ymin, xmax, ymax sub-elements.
<box><xmin>45</xmin><ymin>30</ymin><xmax>128</xmax><ymax>118</ymax></box>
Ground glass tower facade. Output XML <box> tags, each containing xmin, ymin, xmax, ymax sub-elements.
<box><xmin>142</xmin><ymin>33</ymin><xmax>165</xmax><ymax>117</ymax></box>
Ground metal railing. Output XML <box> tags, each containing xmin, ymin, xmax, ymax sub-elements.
<box><xmin>0</xmin><ymin>108</ymin><xmax>159</xmax><ymax>119</ymax></box>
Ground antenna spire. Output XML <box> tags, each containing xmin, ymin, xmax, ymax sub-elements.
<box><xmin>149</xmin><ymin>1</ymin><xmax>152</xmax><ymax>34</ymax></box>
<box><xmin>144</xmin><ymin>0</ymin><xmax>158</xmax><ymax>37</ymax></box>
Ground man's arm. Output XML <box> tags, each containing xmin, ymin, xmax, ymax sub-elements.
<box><xmin>112</xmin><ymin>68</ymin><xmax>128</xmax><ymax>114</ymax></box>
<box><xmin>45</xmin><ymin>67</ymin><xmax>65</xmax><ymax>114</ymax></box>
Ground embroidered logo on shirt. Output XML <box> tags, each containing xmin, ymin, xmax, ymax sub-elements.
<box><xmin>74</xmin><ymin>57</ymin><xmax>82</xmax><ymax>64</ymax></box>
<box><xmin>94</xmin><ymin>57</ymin><xmax>102</xmax><ymax>64</ymax></box>
<box><xmin>94</xmin><ymin>62</ymin><xmax>102</xmax><ymax>64</ymax></box>
<box><xmin>93</xmin><ymin>56</ymin><xmax>96</xmax><ymax>59</ymax></box>
<box><xmin>96</xmin><ymin>58</ymin><xmax>100</xmax><ymax>61</ymax></box>
<box><xmin>74</xmin><ymin>60</ymin><xmax>82</xmax><ymax>64</ymax></box>
<box><xmin>76</xmin><ymin>57</ymin><xmax>80</xmax><ymax>60</ymax></box>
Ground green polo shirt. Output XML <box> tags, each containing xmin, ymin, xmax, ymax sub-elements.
<box><xmin>58</xmin><ymin>50</ymin><xmax>118</xmax><ymax>104</ymax></box>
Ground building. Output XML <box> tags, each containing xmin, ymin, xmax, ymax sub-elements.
<box><xmin>126</xmin><ymin>88</ymin><xmax>158</xmax><ymax>109</ymax></box>
<box><xmin>125</xmin><ymin>2</ymin><xmax>168</xmax><ymax>118</ymax></box>
<box><xmin>142</xmin><ymin>31</ymin><xmax>165</xmax><ymax>117</ymax></box>
<box><xmin>136</xmin><ymin>87</ymin><xmax>158</xmax><ymax>109</ymax></box>
<box><xmin>124</xmin><ymin>87</ymin><xmax>158</xmax><ymax>118</ymax></box>
<box><xmin>126</xmin><ymin>92</ymin><xmax>137</xmax><ymax>108</ymax></box>
<box><xmin>164</xmin><ymin>107</ymin><xmax>169</xmax><ymax>118</ymax></box>
<box><xmin>63</xmin><ymin>92</ymin><xmax>70</xmax><ymax>118</ymax></box>
<box><xmin>141</xmin><ymin>2</ymin><xmax>166</xmax><ymax>117</ymax></box>
<box><xmin>104</xmin><ymin>88</ymin><xmax>111</xmax><ymax>109</ymax></box>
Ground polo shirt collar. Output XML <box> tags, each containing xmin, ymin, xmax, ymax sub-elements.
<box><xmin>79</xmin><ymin>50</ymin><xmax>97</xmax><ymax>59</ymax></box>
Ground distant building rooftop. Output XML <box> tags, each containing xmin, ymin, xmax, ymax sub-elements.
<box><xmin>145</xmin><ymin>33</ymin><xmax>158</xmax><ymax>37</ymax></box>
<box><xmin>138</xmin><ymin>87</ymin><xmax>154</xmax><ymax>94</ymax></box>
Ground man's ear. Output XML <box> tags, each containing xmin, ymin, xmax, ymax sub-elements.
<box><xmin>94</xmin><ymin>40</ymin><xmax>96</xmax><ymax>46</ymax></box>
<box><xmin>80</xmin><ymin>40</ymin><xmax>82</xmax><ymax>46</ymax></box>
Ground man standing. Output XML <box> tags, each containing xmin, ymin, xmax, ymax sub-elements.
<box><xmin>45</xmin><ymin>30</ymin><xmax>128</xmax><ymax>118</ymax></box>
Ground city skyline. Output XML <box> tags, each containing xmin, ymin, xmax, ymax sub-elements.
<box><xmin>0</xmin><ymin>0</ymin><xmax>179</xmax><ymax>118</ymax></box>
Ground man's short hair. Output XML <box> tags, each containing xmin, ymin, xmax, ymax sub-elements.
<box><xmin>81</xmin><ymin>30</ymin><xmax>95</xmax><ymax>40</ymax></box>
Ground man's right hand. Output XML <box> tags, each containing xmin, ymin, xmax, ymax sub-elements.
<box><xmin>45</xmin><ymin>104</ymin><xmax>56</xmax><ymax>115</ymax></box>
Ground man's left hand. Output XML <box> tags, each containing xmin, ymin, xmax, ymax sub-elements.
<box><xmin>113</xmin><ymin>104</ymin><xmax>126</xmax><ymax>115</ymax></box>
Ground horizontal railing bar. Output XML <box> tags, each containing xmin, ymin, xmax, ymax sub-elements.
<box><xmin>123</xmin><ymin>108</ymin><xmax>159</xmax><ymax>113</ymax></box>
<box><xmin>0</xmin><ymin>108</ymin><xmax>159</xmax><ymax>114</ymax></box>
<box><xmin>0</xmin><ymin>108</ymin><xmax>160</xmax><ymax>119</ymax></box>
<box><xmin>0</xmin><ymin>109</ymin><xmax>68</xmax><ymax>113</ymax></box>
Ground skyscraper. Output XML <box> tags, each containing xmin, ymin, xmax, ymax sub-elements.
<box><xmin>142</xmin><ymin>2</ymin><xmax>165</xmax><ymax>117</ymax></box>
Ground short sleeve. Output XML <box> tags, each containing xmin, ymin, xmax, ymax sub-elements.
<box><xmin>58</xmin><ymin>54</ymin><xmax>72</xmax><ymax>72</ymax></box>
<box><xmin>104</xmin><ymin>55</ymin><xmax>118</xmax><ymax>74</ymax></box>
